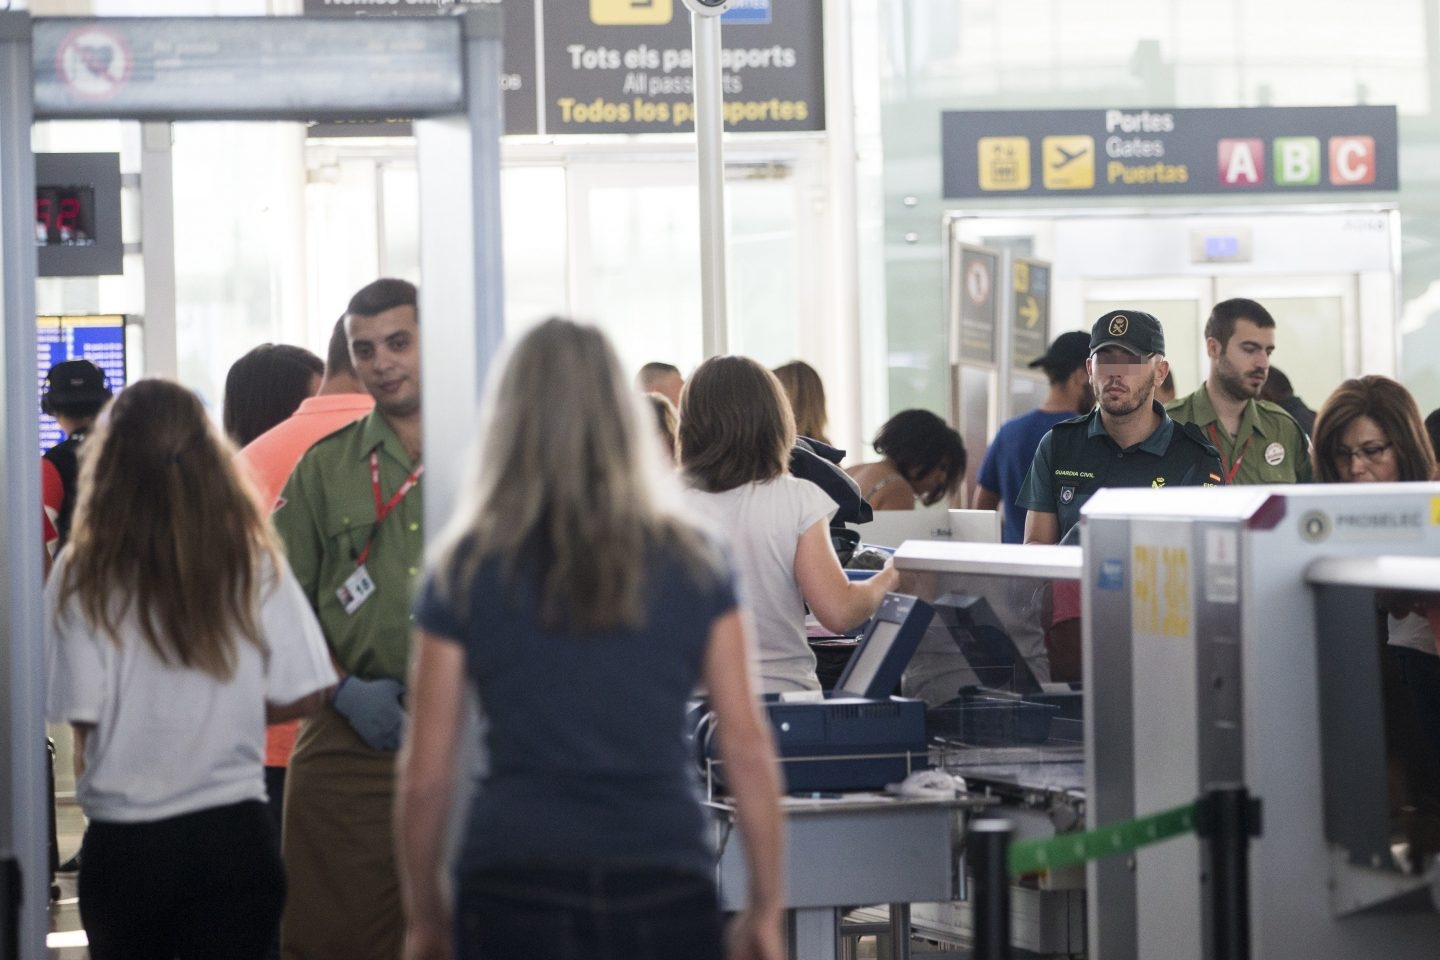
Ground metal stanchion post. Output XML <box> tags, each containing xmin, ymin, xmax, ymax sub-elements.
<box><xmin>969</xmin><ymin>819</ymin><xmax>1013</xmax><ymax>960</ymax></box>
<box><xmin>1197</xmin><ymin>786</ymin><xmax>1261</xmax><ymax>960</ymax></box>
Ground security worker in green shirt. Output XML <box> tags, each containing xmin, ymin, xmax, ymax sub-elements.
<box><xmin>273</xmin><ymin>278</ymin><xmax>423</xmax><ymax>960</ymax></box>
<box><xmin>1166</xmin><ymin>297</ymin><xmax>1313</xmax><ymax>485</ymax></box>
<box><xmin>1017</xmin><ymin>309</ymin><xmax>1223</xmax><ymax>545</ymax></box>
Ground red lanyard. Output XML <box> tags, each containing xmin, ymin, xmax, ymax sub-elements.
<box><xmin>1206</xmin><ymin>424</ymin><xmax>1251</xmax><ymax>486</ymax></box>
<box><xmin>355</xmin><ymin>450</ymin><xmax>423</xmax><ymax>567</ymax></box>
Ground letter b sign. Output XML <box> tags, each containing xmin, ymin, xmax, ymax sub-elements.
<box><xmin>1274</xmin><ymin>137</ymin><xmax>1319</xmax><ymax>186</ymax></box>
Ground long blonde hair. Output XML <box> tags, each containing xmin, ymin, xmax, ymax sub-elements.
<box><xmin>57</xmin><ymin>379</ymin><xmax>279</xmax><ymax>679</ymax></box>
<box><xmin>433</xmin><ymin>318</ymin><xmax>713</xmax><ymax>633</ymax></box>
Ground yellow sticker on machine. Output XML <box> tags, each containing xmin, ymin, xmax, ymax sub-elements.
<box><xmin>1431</xmin><ymin>496</ymin><xmax>1440</xmax><ymax>525</ymax></box>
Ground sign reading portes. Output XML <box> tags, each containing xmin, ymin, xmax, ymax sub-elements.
<box><xmin>942</xmin><ymin>106</ymin><xmax>1398</xmax><ymax>199</ymax></box>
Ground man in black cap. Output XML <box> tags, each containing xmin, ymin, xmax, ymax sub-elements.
<box><xmin>1016</xmin><ymin>310</ymin><xmax>1222</xmax><ymax>545</ymax></box>
<box><xmin>975</xmin><ymin>330</ymin><xmax>1094</xmax><ymax>543</ymax></box>
<box><xmin>42</xmin><ymin>359</ymin><xmax>113</xmax><ymax>569</ymax></box>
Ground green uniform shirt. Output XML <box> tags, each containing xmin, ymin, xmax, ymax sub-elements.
<box><xmin>1166</xmin><ymin>385</ymin><xmax>1313</xmax><ymax>485</ymax></box>
<box><xmin>273</xmin><ymin>411</ymin><xmax>423</xmax><ymax>683</ymax></box>
<box><xmin>1016</xmin><ymin>401</ymin><xmax>1223</xmax><ymax>542</ymax></box>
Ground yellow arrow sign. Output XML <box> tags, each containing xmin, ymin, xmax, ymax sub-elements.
<box><xmin>1019</xmin><ymin>295</ymin><xmax>1040</xmax><ymax>328</ymax></box>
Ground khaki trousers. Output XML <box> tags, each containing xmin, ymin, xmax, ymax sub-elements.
<box><xmin>280</xmin><ymin>705</ymin><xmax>402</xmax><ymax>960</ymax></box>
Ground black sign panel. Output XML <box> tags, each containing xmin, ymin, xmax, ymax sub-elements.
<box><xmin>305</xmin><ymin>0</ymin><xmax>539</xmax><ymax>136</ymax></box>
<box><xmin>1010</xmin><ymin>258</ymin><xmax>1050</xmax><ymax>371</ymax></box>
<box><xmin>957</xmin><ymin>247</ymin><xmax>998</xmax><ymax>364</ymax></box>
<box><xmin>540</xmin><ymin>0</ymin><xmax>824</xmax><ymax>134</ymax></box>
<box><xmin>942</xmin><ymin>106</ymin><xmax>1398</xmax><ymax>199</ymax></box>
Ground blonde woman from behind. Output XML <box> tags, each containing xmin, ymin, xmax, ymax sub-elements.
<box><xmin>397</xmin><ymin>320</ymin><xmax>784</xmax><ymax>960</ymax></box>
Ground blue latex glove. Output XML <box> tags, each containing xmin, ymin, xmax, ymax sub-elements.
<box><xmin>332</xmin><ymin>676</ymin><xmax>405</xmax><ymax>751</ymax></box>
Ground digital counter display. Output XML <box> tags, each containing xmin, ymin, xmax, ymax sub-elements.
<box><xmin>35</xmin><ymin>185</ymin><xmax>97</xmax><ymax>247</ymax></box>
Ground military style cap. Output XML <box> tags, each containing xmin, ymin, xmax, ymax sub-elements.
<box><xmin>1089</xmin><ymin>310</ymin><xmax>1165</xmax><ymax>357</ymax></box>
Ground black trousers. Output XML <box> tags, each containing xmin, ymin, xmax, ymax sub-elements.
<box><xmin>456</xmin><ymin>864</ymin><xmax>724</xmax><ymax>960</ymax></box>
<box><xmin>80</xmin><ymin>799</ymin><xmax>285</xmax><ymax>960</ymax></box>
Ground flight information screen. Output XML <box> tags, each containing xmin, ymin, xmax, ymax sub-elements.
<box><xmin>38</xmin><ymin>315</ymin><xmax>126</xmax><ymax>454</ymax></box>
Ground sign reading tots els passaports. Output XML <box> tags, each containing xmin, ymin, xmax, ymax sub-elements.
<box><xmin>941</xmin><ymin>106</ymin><xmax>1398</xmax><ymax>199</ymax></box>
<box><xmin>545</xmin><ymin>0</ymin><xmax>823</xmax><ymax>134</ymax></box>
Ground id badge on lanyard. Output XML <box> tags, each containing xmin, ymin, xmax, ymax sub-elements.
<box><xmin>336</xmin><ymin>451</ymin><xmax>422</xmax><ymax>615</ymax></box>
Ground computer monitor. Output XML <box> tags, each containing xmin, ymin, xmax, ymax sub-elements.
<box><xmin>948</xmin><ymin>508</ymin><xmax>1001</xmax><ymax>543</ymax></box>
<box><xmin>832</xmin><ymin>593</ymin><xmax>935</xmax><ymax>699</ymax></box>
<box><xmin>932</xmin><ymin>592</ymin><xmax>1042</xmax><ymax>695</ymax></box>
<box><xmin>847</xmin><ymin>505</ymin><xmax>952</xmax><ymax>549</ymax></box>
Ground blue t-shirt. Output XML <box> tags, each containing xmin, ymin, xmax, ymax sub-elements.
<box><xmin>976</xmin><ymin>408</ymin><xmax>1076</xmax><ymax>543</ymax></box>
<box><xmin>413</xmin><ymin>535</ymin><xmax>737</xmax><ymax>877</ymax></box>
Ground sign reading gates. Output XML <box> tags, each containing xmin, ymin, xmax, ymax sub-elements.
<box><xmin>543</xmin><ymin>0</ymin><xmax>824</xmax><ymax>134</ymax></box>
<box><xmin>942</xmin><ymin>106</ymin><xmax>1398</xmax><ymax>199</ymax></box>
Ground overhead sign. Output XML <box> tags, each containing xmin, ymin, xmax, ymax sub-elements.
<box><xmin>34</xmin><ymin>17</ymin><xmax>465</xmax><ymax>120</ymax></box>
<box><xmin>303</xmin><ymin>0</ymin><xmax>537</xmax><ymax>136</ymax></box>
<box><xmin>1011</xmin><ymin>258</ymin><xmax>1050</xmax><ymax>370</ymax></box>
<box><xmin>943</xmin><ymin>106</ymin><xmax>1398</xmax><ymax>199</ymax></box>
<box><xmin>957</xmin><ymin>246</ymin><xmax>998</xmax><ymax>364</ymax></box>
<box><xmin>540</xmin><ymin>0</ymin><xmax>824</xmax><ymax>134</ymax></box>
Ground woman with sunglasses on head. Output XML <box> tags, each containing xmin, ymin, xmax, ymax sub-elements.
<box><xmin>45</xmin><ymin>379</ymin><xmax>337</xmax><ymax>960</ymax></box>
<box><xmin>1312</xmin><ymin>375</ymin><xmax>1440</xmax><ymax>849</ymax></box>
<box><xmin>397</xmin><ymin>322</ymin><xmax>783</xmax><ymax>960</ymax></box>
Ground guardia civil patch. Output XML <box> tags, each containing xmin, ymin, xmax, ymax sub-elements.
<box><xmin>1060</xmin><ymin>485</ymin><xmax>1076</xmax><ymax>505</ymax></box>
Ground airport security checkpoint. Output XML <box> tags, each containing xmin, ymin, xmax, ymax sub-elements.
<box><xmin>2</xmin><ymin>3</ymin><xmax>1440</xmax><ymax>960</ymax></box>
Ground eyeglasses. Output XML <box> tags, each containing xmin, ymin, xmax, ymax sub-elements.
<box><xmin>1333</xmin><ymin>441</ymin><xmax>1393</xmax><ymax>465</ymax></box>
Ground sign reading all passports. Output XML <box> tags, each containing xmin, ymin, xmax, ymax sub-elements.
<box><xmin>942</xmin><ymin>106</ymin><xmax>1398</xmax><ymax>199</ymax></box>
<box><xmin>543</xmin><ymin>0</ymin><xmax>824</xmax><ymax>134</ymax></box>
<box><xmin>306</xmin><ymin>0</ymin><xmax>824</xmax><ymax>136</ymax></box>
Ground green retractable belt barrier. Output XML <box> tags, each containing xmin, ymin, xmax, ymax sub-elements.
<box><xmin>1007</xmin><ymin>801</ymin><xmax>1198</xmax><ymax>876</ymax></box>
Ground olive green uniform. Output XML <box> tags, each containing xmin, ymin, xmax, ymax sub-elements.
<box><xmin>272</xmin><ymin>411</ymin><xmax>424</xmax><ymax>960</ymax></box>
<box><xmin>1166</xmin><ymin>384</ymin><xmax>1313</xmax><ymax>485</ymax></box>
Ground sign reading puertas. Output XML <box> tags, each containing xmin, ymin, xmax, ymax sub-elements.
<box><xmin>942</xmin><ymin>106</ymin><xmax>1397</xmax><ymax>199</ymax></box>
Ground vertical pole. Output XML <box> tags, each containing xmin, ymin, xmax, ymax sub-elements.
<box><xmin>1199</xmin><ymin>786</ymin><xmax>1256</xmax><ymax>960</ymax></box>
<box><xmin>969</xmin><ymin>819</ymin><xmax>1013</xmax><ymax>960</ymax></box>
<box><xmin>690</xmin><ymin>11</ymin><xmax>728</xmax><ymax>358</ymax></box>
<box><xmin>140</xmin><ymin>122</ymin><xmax>177</xmax><ymax>378</ymax></box>
<box><xmin>416</xmin><ymin>6</ymin><xmax>505</xmax><ymax>536</ymax></box>
<box><xmin>0</xmin><ymin>11</ymin><xmax>50</xmax><ymax>960</ymax></box>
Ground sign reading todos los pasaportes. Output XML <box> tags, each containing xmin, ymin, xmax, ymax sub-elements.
<box><xmin>542</xmin><ymin>0</ymin><xmax>824</xmax><ymax>134</ymax></box>
<box><xmin>942</xmin><ymin>106</ymin><xmax>1397</xmax><ymax>199</ymax></box>
<box><xmin>306</xmin><ymin>0</ymin><xmax>824</xmax><ymax>136</ymax></box>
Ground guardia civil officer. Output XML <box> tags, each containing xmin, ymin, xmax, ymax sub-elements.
<box><xmin>1166</xmin><ymin>298</ymin><xmax>1312</xmax><ymax>484</ymax></box>
<box><xmin>1017</xmin><ymin>310</ymin><xmax>1223</xmax><ymax>545</ymax></box>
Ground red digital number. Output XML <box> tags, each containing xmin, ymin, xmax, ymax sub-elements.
<box><xmin>35</xmin><ymin>197</ymin><xmax>52</xmax><ymax>230</ymax></box>
<box><xmin>57</xmin><ymin>197</ymin><xmax>80</xmax><ymax>231</ymax></box>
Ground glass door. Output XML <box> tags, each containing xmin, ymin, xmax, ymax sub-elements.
<box><xmin>1212</xmin><ymin>275</ymin><xmax>1358</xmax><ymax>415</ymax></box>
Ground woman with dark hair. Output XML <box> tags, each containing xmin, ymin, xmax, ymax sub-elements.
<box><xmin>845</xmin><ymin>409</ymin><xmax>968</xmax><ymax>510</ymax></box>
<box><xmin>1311</xmin><ymin>375</ymin><xmax>1440</xmax><ymax>853</ymax></box>
<box><xmin>222</xmin><ymin>343</ymin><xmax>324</xmax><ymax>448</ymax></box>
<box><xmin>398</xmin><ymin>323</ymin><xmax>783</xmax><ymax>960</ymax></box>
<box><xmin>46</xmin><ymin>379</ymin><xmax>336</xmax><ymax>959</ymax></box>
<box><xmin>681</xmin><ymin>356</ymin><xmax>898</xmax><ymax>693</ymax></box>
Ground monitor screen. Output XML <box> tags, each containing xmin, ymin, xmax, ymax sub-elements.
<box><xmin>39</xmin><ymin>314</ymin><xmax>125</xmax><ymax>454</ymax></box>
<box><xmin>836</xmin><ymin>618</ymin><xmax>902</xmax><ymax>698</ymax></box>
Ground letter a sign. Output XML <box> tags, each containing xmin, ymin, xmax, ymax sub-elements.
<box><xmin>1219</xmin><ymin>138</ymin><xmax>1265</xmax><ymax>186</ymax></box>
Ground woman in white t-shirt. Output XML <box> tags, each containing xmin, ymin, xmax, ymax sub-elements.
<box><xmin>46</xmin><ymin>378</ymin><xmax>336</xmax><ymax>960</ymax></box>
<box><xmin>680</xmin><ymin>356</ymin><xmax>899</xmax><ymax>693</ymax></box>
